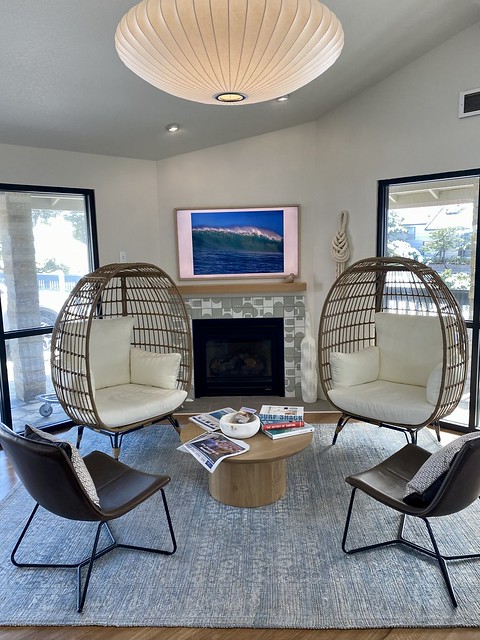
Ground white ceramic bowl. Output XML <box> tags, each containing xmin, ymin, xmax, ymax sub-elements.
<box><xmin>219</xmin><ymin>413</ymin><xmax>261</xmax><ymax>439</ymax></box>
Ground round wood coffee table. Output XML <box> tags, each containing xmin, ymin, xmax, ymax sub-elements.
<box><xmin>180</xmin><ymin>423</ymin><xmax>313</xmax><ymax>508</ymax></box>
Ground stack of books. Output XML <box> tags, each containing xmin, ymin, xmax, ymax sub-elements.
<box><xmin>259</xmin><ymin>404</ymin><xmax>313</xmax><ymax>440</ymax></box>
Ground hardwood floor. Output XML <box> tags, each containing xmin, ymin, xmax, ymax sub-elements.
<box><xmin>0</xmin><ymin>626</ymin><xmax>479</xmax><ymax>640</ymax></box>
<box><xmin>0</xmin><ymin>413</ymin><xmax>476</xmax><ymax>639</ymax></box>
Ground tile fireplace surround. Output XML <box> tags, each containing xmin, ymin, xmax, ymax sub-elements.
<box><xmin>182</xmin><ymin>289</ymin><xmax>306</xmax><ymax>398</ymax></box>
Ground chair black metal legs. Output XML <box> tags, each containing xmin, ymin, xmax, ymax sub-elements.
<box><xmin>332</xmin><ymin>414</ymin><xmax>352</xmax><ymax>444</ymax></box>
<box><xmin>167</xmin><ymin>414</ymin><xmax>182</xmax><ymax>434</ymax></box>
<box><xmin>332</xmin><ymin>415</ymin><xmax>416</xmax><ymax>445</ymax></box>
<box><xmin>342</xmin><ymin>487</ymin><xmax>480</xmax><ymax>607</ymax></box>
<box><xmin>76</xmin><ymin>426</ymin><xmax>132</xmax><ymax>460</ymax></box>
<box><xmin>77</xmin><ymin>416</ymin><xmax>182</xmax><ymax>459</ymax></box>
<box><xmin>332</xmin><ymin>415</ymin><xmax>441</xmax><ymax>446</ymax></box>
<box><xmin>11</xmin><ymin>490</ymin><xmax>177</xmax><ymax>613</ymax></box>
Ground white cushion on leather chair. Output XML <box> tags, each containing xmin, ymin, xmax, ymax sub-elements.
<box><xmin>24</xmin><ymin>425</ymin><xmax>100</xmax><ymax>506</ymax></box>
<box><xmin>95</xmin><ymin>385</ymin><xmax>188</xmax><ymax>428</ymax></box>
<box><xmin>375</xmin><ymin>313</ymin><xmax>442</xmax><ymax>387</ymax></box>
<box><xmin>89</xmin><ymin>317</ymin><xmax>134</xmax><ymax>389</ymax></box>
<box><xmin>130</xmin><ymin>348</ymin><xmax>181</xmax><ymax>390</ymax></box>
<box><xmin>330</xmin><ymin>346</ymin><xmax>379</xmax><ymax>389</ymax></box>
<box><xmin>404</xmin><ymin>431</ymin><xmax>480</xmax><ymax>498</ymax></box>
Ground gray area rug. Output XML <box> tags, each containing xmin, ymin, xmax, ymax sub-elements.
<box><xmin>0</xmin><ymin>422</ymin><xmax>479</xmax><ymax>628</ymax></box>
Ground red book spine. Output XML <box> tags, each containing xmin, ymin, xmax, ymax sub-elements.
<box><xmin>262</xmin><ymin>420</ymin><xmax>305</xmax><ymax>430</ymax></box>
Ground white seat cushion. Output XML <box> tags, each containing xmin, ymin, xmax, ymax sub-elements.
<box><xmin>328</xmin><ymin>379</ymin><xmax>435</xmax><ymax>426</ymax></box>
<box><xmin>95</xmin><ymin>384</ymin><xmax>187</xmax><ymax>428</ymax></box>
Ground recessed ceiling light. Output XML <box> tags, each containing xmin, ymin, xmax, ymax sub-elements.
<box><xmin>276</xmin><ymin>95</ymin><xmax>289</xmax><ymax>103</ymax></box>
<box><xmin>165</xmin><ymin>123</ymin><xmax>180</xmax><ymax>133</ymax></box>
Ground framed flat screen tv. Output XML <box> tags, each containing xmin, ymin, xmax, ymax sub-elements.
<box><xmin>175</xmin><ymin>205</ymin><xmax>299</xmax><ymax>280</ymax></box>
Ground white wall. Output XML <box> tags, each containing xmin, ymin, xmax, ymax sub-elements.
<box><xmin>155</xmin><ymin>122</ymin><xmax>318</xmax><ymax>304</ymax></box>
<box><xmin>0</xmin><ymin>143</ymin><xmax>159</xmax><ymax>265</ymax></box>
<box><xmin>314</xmin><ymin>22</ymin><xmax>480</xmax><ymax>293</ymax></box>
<box><xmin>0</xmin><ymin>21</ymin><xmax>477</xmax><ymax>335</ymax></box>
<box><xmin>157</xmin><ymin>22</ymin><xmax>480</xmax><ymax>330</ymax></box>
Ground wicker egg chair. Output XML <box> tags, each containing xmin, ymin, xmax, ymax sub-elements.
<box><xmin>51</xmin><ymin>263</ymin><xmax>192</xmax><ymax>458</ymax></box>
<box><xmin>318</xmin><ymin>256</ymin><xmax>468</xmax><ymax>445</ymax></box>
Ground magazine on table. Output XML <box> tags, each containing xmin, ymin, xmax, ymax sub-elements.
<box><xmin>262</xmin><ymin>423</ymin><xmax>314</xmax><ymax>440</ymax></box>
<box><xmin>188</xmin><ymin>407</ymin><xmax>236</xmax><ymax>432</ymax></box>
<box><xmin>258</xmin><ymin>404</ymin><xmax>304</xmax><ymax>427</ymax></box>
<box><xmin>178</xmin><ymin>431</ymin><xmax>250</xmax><ymax>473</ymax></box>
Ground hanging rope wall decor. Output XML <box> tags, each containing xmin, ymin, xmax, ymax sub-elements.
<box><xmin>331</xmin><ymin>210</ymin><xmax>350</xmax><ymax>278</ymax></box>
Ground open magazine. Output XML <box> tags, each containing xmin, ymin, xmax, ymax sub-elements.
<box><xmin>178</xmin><ymin>431</ymin><xmax>250</xmax><ymax>473</ymax></box>
<box><xmin>188</xmin><ymin>407</ymin><xmax>236</xmax><ymax>432</ymax></box>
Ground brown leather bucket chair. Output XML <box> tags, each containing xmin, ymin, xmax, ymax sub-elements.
<box><xmin>0</xmin><ymin>422</ymin><xmax>176</xmax><ymax>612</ymax></box>
<box><xmin>341</xmin><ymin>435</ymin><xmax>480</xmax><ymax>607</ymax></box>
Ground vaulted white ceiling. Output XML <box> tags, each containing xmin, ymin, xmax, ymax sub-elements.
<box><xmin>1</xmin><ymin>1</ymin><xmax>479</xmax><ymax>161</ymax></box>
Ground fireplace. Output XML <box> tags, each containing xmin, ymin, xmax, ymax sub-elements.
<box><xmin>192</xmin><ymin>318</ymin><xmax>285</xmax><ymax>397</ymax></box>
<box><xmin>182</xmin><ymin>290</ymin><xmax>305</xmax><ymax>397</ymax></box>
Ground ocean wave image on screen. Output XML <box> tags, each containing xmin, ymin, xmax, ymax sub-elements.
<box><xmin>192</xmin><ymin>226</ymin><xmax>284</xmax><ymax>275</ymax></box>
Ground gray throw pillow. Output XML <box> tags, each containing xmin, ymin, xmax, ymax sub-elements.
<box><xmin>24</xmin><ymin>425</ymin><xmax>100</xmax><ymax>506</ymax></box>
<box><xmin>404</xmin><ymin>431</ymin><xmax>480</xmax><ymax>504</ymax></box>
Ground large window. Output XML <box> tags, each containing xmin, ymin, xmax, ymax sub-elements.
<box><xmin>378</xmin><ymin>168</ymin><xmax>480</xmax><ymax>432</ymax></box>
<box><xmin>0</xmin><ymin>184</ymin><xmax>98</xmax><ymax>431</ymax></box>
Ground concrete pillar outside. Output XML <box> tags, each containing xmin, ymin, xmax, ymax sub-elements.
<box><xmin>0</xmin><ymin>192</ymin><xmax>45</xmax><ymax>401</ymax></box>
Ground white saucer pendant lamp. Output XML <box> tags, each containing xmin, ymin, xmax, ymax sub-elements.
<box><xmin>115</xmin><ymin>0</ymin><xmax>344</xmax><ymax>105</ymax></box>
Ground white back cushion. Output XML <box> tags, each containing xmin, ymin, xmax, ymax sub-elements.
<box><xmin>130</xmin><ymin>348</ymin><xmax>181</xmax><ymax>390</ymax></box>
<box><xmin>89</xmin><ymin>317</ymin><xmax>134</xmax><ymax>389</ymax></box>
<box><xmin>375</xmin><ymin>313</ymin><xmax>442</xmax><ymax>387</ymax></box>
<box><xmin>426</xmin><ymin>362</ymin><xmax>443</xmax><ymax>405</ymax></box>
<box><xmin>330</xmin><ymin>346</ymin><xmax>380</xmax><ymax>388</ymax></box>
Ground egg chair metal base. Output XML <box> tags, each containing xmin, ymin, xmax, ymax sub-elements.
<box><xmin>76</xmin><ymin>414</ymin><xmax>183</xmax><ymax>459</ymax></box>
<box><xmin>332</xmin><ymin>412</ymin><xmax>441</xmax><ymax>446</ymax></box>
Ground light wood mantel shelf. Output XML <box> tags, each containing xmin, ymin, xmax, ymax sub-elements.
<box><xmin>177</xmin><ymin>282</ymin><xmax>306</xmax><ymax>295</ymax></box>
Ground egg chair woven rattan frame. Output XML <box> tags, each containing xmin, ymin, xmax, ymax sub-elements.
<box><xmin>318</xmin><ymin>256</ymin><xmax>468</xmax><ymax>444</ymax></box>
<box><xmin>51</xmin><ymin>263</ymin><xmax>192</xmax><ymax>455</ymax></box>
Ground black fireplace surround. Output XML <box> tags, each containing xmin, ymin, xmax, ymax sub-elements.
<box><xmin>192</xmin><ymin>317</ymin><xmax>285</xmax><ymax>397</ymax></box>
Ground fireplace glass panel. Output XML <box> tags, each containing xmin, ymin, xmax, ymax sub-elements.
<box><xmin>207</xmin><ymin>338</ymin><xmax>272</xmax><ymax>379</ymax></box>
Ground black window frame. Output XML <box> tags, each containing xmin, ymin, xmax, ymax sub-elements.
<box><xmin>0</xmin><ymin>182</ymin><xmax>99</xmax><ymax>429</ymax></box>
<box><xmin>377</xmin><ymin>167</ymin><xmax>480</xmax><ymax>433</ymax></box>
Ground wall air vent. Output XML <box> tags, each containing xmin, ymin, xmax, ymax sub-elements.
<box><xmin>459</xmin><ymin>88</ymin><xmax>480</xmax><ymax>118</ymax></box>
